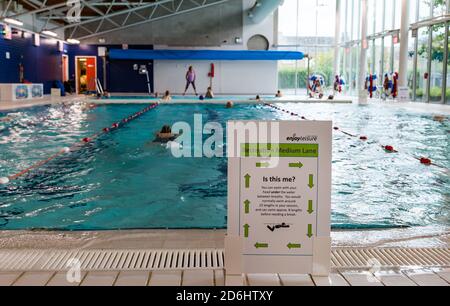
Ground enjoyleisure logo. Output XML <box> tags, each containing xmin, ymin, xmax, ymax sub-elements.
<box><xmin>286</xmin><ymin>134</ymin><xmax>318</xmax><ymax>142</ymax></box>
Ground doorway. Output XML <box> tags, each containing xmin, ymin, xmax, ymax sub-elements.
<box><xmin>62</xmin><ymin>55</ymin><xmax>69</xmax><ymax>82</ymax></box>
<box><xmin>75</xmin><ymin>56</ymin><xmax>97</xmax><ymax>94</ymax></box>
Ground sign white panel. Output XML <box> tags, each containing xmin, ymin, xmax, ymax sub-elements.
<box><xmin>398</xmin><ymin>86</ymin><xmax>409</xmax><ymax>102</ymax></box>
<box><xmin>226</xmin><ymin>120</ymin><xmax>332</xmax><ymax>276</ymax></box>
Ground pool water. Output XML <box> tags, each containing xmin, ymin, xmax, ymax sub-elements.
<box><xmin>0</xmin><ymin>102</ymin><xmax>448</xmax><ymax>230</ymax></box>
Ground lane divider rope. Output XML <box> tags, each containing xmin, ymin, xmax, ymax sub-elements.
<box><xmin>0</xmin><ymin>103</ymin><xmax>159</xmax><ymax>185</ymax></box>
<box><xmin>264</xmin><ymin>103</ymin><xmax>446</xmax><ymax>170</ymax></box>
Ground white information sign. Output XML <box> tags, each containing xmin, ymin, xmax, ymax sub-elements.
<box><xmin>226</xmin><ymin>120</ymin><xmax>332</xmax><ymax>280</ymax></box>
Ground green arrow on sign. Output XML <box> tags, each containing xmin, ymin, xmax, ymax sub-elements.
<box><xmin>243</xmin><ymin>224</ymin><xmax>250</xmax><ymax>238</ymax></box>
<box><xmin>307</xmin><ymin>200</ymin><xmax>314</xmax><ymax>214</ymax></box>
<box><xmin>244</xmin><ymin>174</ymin><xmax>251</xmax><ymax>188</ymax></box>
<box><xmin>307</xmin><ymin>224</ymin><xmax>313</xmax><ymax>238</ymax></box>
<box><xmin>308</xmin><ymin>174</ymin><xmax>314</xmax><ymax>189</ymax></box>
<box><xmin>287</xmin><ymin>243</ymin><xmax>302</xmax><ymax>249</ymax></box>
<box><xmin>254</xmin><ymin>242</ymin><xmax>269</xmax><ymax>249</ymax></box>
<box><xmin>256</xmin><ymin>162</ymin><xmax>270</xmax><ymax>168</ymax></box>
<box><xmin>289</xmin><ymin>162</ymin><xmax>304</xmax><ymax>169</ymax></box>
<box><xmin>244</xmin><ymin>200</ymin><xmax>250</xmax><ymax>214</ymax></box>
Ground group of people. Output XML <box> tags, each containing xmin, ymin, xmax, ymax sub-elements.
<box><xmin>308</xmin><ymin>75</ymin><xmax>346</xmax><ymax>100</ymax></box>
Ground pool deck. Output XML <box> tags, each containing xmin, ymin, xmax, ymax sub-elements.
<box><xmin>89</xmin><ymin>97</ymin><xmax>354</xmax><ymax>104</ymax></box>
<box><xmin>0</xmin><ymin>228</ymin><xmax>448</xmax><ymax>286</ymax></box>
<box><xmin>1</xmin><ymin>227</ymin><xmax>448</xmax><ymax>250</ymax></box>
<box><xmin>0</xmin><ymin>267</ymin><xmax>448</xmax><ymax>286</ymax></box>
<box><xmin>0</xmin><ymin>95</ymin><xmax>87</xmax><ymax>111</ymax></box>
<box><xmin>2</xmin><ymin>95</ymin><xmax>450</xmax><ymax>114</ymax></box>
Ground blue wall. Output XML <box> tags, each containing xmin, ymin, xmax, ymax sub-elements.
<box><xmin>107</xmin><ymin>45</ymin><xmax>154</xmax><ymax>93</ymax></box>
<box><xmin>0</xmin><ymin>25</ymin><xmax>65</xmax><ymax>94</ymax></box>
<box><xmin>0</xmin><ymin>25</ymin><xmax>154</xmax><ymax>95</ymax></box>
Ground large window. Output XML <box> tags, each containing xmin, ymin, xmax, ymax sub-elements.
<box><xmin>407</xmin><ymin>31</ymin><xmax>416</xmax><ymax>99</ymax></box>
<box><xmin>277</xmin><ymin>0</ymin><xmax>336</xmax><ymax>94</ymax></box>
<box><xmin>419</xmin><ymin>0</ymin><xmax>432</xmax><ymax>21</ymax></box>
<box><xmin>337</xmin><ymin>0</ymin><xmax>450</xmax><ymax>103</ymax></box>
<box><xmin>417</xmin><ymin>27</ymin><xmax>429</xmax><ymax>102</ymax></box>
<box><xmin>447</xmin><ymin>24</ymin><xmax>450</xmax><ymax>104</ymax></box>
<box><xmin>430</xmin><ymin>24</ymin><xmax>446</xmax><ymax>102</ymax></box>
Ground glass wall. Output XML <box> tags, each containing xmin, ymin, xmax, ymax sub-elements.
<box><xmin>336</xmin><ymin>0</ymin><xmax>450</xmax><ymax>104</ymax></box>
<box><xmin>430</xmin><ymin>24</ymin><xmax>446</xmax><ymax>102</ymax></box>
<box><xmin>417</xmin><ymin>27</ymin><xmax>429</xmax><ymax>102</ymax></box>
<box><xmin>277</xmin><ymin>0</ymin><xmax>336</xmax><ymax>95</ymax></box>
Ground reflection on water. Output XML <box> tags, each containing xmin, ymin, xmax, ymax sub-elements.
<box><xmin>0</xmin><ymin>102</ymin><xmax>448</xmax><ymax>231</ymax></box>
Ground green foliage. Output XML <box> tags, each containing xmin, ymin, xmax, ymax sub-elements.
<box><xmin>278</xmin><ymin>68</ymin><xmax>309</xmax><ymax>89</ymax></box>
<box><xmin>430</xmin><ymin>86</ymin><xmax>443</xmax><ymax>99</ymax></box>
<box><xmin>415</xmin><ymin>87</ymin><xmax>450</xmax><ymax>100</ymax></box>
<box><xmin>417</xmin><ymin>2</ymin><xmax>448</xmax><ymax>63</ymax></box>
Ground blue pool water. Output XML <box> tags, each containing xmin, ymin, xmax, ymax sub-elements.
<box><xmin>0</xmin><ymin>102</ymin><xmax>448</xmax><ymax>230</ymax></box>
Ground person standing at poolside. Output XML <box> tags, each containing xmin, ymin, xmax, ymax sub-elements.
<box><xmin>183</xmin><ymin>66</ymin><xmax>198</xmax><ymax>96</ymax></box>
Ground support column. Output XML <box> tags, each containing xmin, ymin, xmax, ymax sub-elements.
<box><xmin>333</xmin><ymin>0</ymin><xmax>342</xmax><ymax>77</ymax></box>
<box><xmin>398</xmin><ymin>0</ymin><xmax>410</xmax><ymax>87</ymax></box>
<box><xmin>358</xmin><ymin>0</ymin><xmax>369</xmax><ymax>103</ymax></box>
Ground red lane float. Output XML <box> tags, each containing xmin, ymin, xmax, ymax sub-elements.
<box><xmin>383</xmin><ymin>145</ymin><xmax>397</xmax><ymax>153</ymax></box>
<box><xmin>264</xmin><ymin>103</ymin><xmax>445</xmax><ymax>169</ymax></box>
<box><xmin>419</xmin><ymin>157</ymin><xmax>432</xmax><ymax>165</ymax></box>
<box><xmin>0</xmin><ymin>103</ymin><xmax>159</xmax><ymax>185</ymax></box>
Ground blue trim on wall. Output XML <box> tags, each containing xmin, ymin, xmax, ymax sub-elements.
<box><xmin>109</xmin><ymin>49</ymin><xmax>304</xmax><ymax>61</ymax></box>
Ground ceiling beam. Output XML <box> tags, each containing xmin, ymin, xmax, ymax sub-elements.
<box><xmin>72</xmin><ymin>0</ymin><xmax>229</xmax><ymax>40</ymax></box>
<box><xmin>49</xmin><ymin>0</ymin><xmax>176</xmax><ymax>32</ymax></box>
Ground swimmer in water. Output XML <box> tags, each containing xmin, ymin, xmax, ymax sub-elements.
<box><xmin>154</xmin><ymin>125</ymin><xmax>181</xmax><ymax>143</ymax></box>
<box><xmin>0</xmin><ymin>116</ymin><xmax>13</xmax><ymax>123</ymax></box>
<box><xmin>226</xmin><ymin>101</ymin><xmax>234</xmax><ymax>108</ymax></box>
<box><xmin>81</xmin><ymin>103</ymin><xmax>97</xmax><ymax>111</ymax></box>
<box><xmin>276</xmin><ymin>90</ymin><xmax>283</xmax><ymax>98</ymax></box>
<box><xmin>205</xmin><ymin>87</ymin><xmax>215</xmax><ymax>99</ymax></box>
<box><xmin>162</xmin><ymin>90</ymin><xmax>172</xmax><ymax>102</ymax></box>
<box><xmin>250</xmin><ymin>95</ymin><xmax>261</xmax><ymax>102</ymax></box>
<box><xmin>183</xmin><ymin>66</ymin><xmax>198</xmax><ymax>96</ymax></box>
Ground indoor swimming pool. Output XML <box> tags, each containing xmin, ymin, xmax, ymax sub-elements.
<box><xmin>0</xmin><ymin>102</ymin><xmax>448</xmax><ymax>231</ymax></box>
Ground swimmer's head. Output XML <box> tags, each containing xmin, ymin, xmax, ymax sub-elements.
<box><xmin>226</xmin><ymin>101</ymin><xmax>234</xmax><ymax>108</ymax></box>
<box><xmin>160</xmin><ymin>125</ymin><xmax>172</xmax><ymax>134</ymax></box>
<box><xmin>164</xmin><ymin>90</ymin><xmax>170</xmax><ymax>97</ymax></box>
<box><xmin>433</xmin><ymin>115</ymin><xmax>447</xmax><ymax>123</ymax></box>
